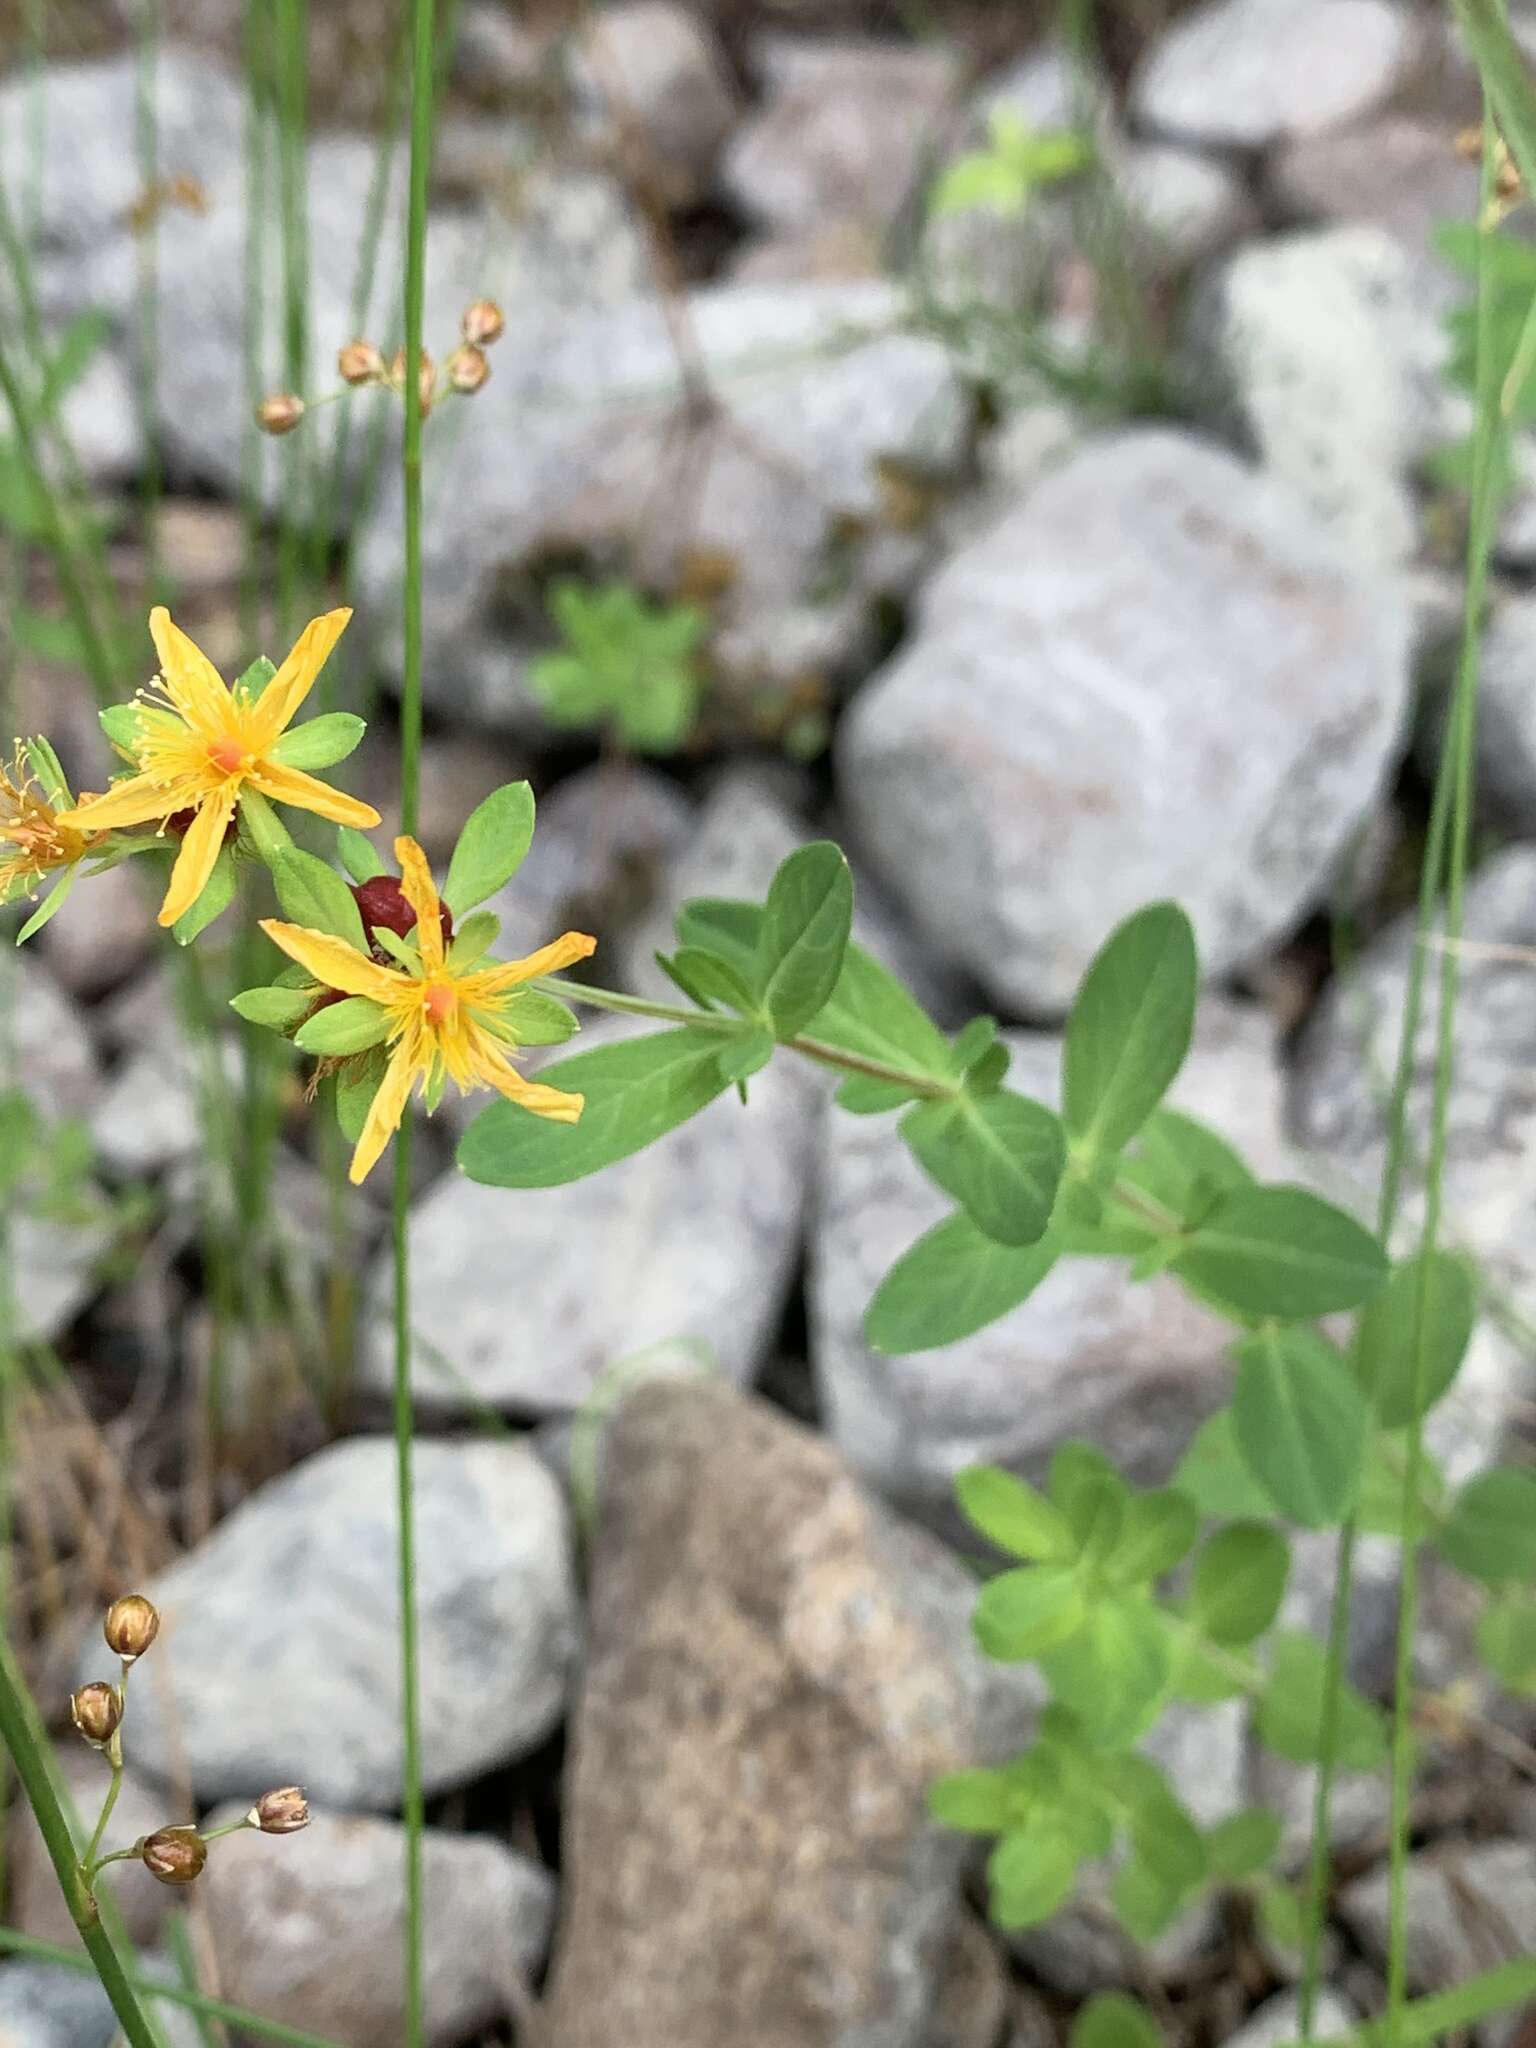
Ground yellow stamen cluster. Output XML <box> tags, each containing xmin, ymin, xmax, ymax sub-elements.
<box><xmin>0</xmin><ymin>747</ymin><xmax>95</xmax><ymax>901</ymax></box>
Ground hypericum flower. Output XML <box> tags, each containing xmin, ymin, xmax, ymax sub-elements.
<box><xmin>261</xmin><ymin>836</ymin><xmax>595</xmax><ymax>1184</ymax></box>
<box><xmin>0</xmin><ymin>744</ymin><xmax>97</xmax><ymax>904</ymax></box>
<box><xmin>60</xmin><ymin>608</ymin><xmax>380</xmax><ymax>929</ymax></box>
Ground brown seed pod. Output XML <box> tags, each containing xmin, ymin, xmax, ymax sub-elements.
<box><xmin>337</xmin><ymin>339</ymin><xmax>385</xmax><ymax>386</ymax></box>
<box><xmin>103</xmin><ymin>1594</ymin><xmax>159</xmax><ymax>1662</ymax></box>
<box><xmin>257</xmin><ymin>393</ymin><xmax>306</xmax><ymax>436</ymax></box>
<box><xmin>250</xmin><ymin>1786</ymin><xmax>310</xmax><ymax>1835</ymax></box>
<box><xmin>141</xmin><ymin>1826</ymin><xmax>206</xmax><ymax>1886</ymax></box>
<box><xmin>461</xmin><ymin>298</ymin><xmax>505</xmax><ymax>347</ymax></box>
<box><xmin>70</xmin><ymin>1682</ymin><xmax>122</xmax><ymax>1748</ymax></box>
<box><xmin>448</xmin><ymin>345</ymin><xmax>490</xmax><ymax>395</ymax></box>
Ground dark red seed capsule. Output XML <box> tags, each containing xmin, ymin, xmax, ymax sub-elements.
<box><xmin>351</xmin><ymin>874</ymin><xmax>452</xmax><ymax>963</ymax></box>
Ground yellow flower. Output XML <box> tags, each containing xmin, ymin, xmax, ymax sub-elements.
<box><xmin>261</xmin><ymin>837</ymin><xmax>595</xmax><ymax>1184</ymax></box>
<box><xmin>60</xmin><ymin>607</ymin><xmax>380</xmax><ymax>928</ymax></box>
<box><xmin>0</xmin><ymin>744</ymin><xmax>97</xmax><ymax>903</ymax></box>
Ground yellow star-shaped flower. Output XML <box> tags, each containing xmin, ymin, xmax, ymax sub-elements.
<box><xmin>0</xmin><ymin>745</ymin><xmax>97</xmax><ymax>904</ymax></box>
<box><xmin>262</xmin><ymin>836</ymin><xmax>595</xmax><ymax>1183</ymax></box>
<box><xmin>61</xmin><ymin>607</ymin><xmax>380</xmax><ymax>928</ymax></box>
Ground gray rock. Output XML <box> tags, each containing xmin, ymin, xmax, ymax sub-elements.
<box><xmin>0</xmin><ymin>1962</ymin><xmax>120</xmax><ymax>2048</ymax></box>
<box><xmin>838</xmin><ymin>428</ymin><xmax>1411</xmax><ymax>1015</ymax></box>
<box><xmin>538</xmin><ymin>1377</ymin><xmax>1030</xmax><ymax>2048</ymax></box>
<box><xmin>1180</xmin><ymin>226</ymin><xmax>1446</xmax><ymax>571</ymax></box>
<box><xmin>197</xmin><ymin>1803</ymin><xmax>555</xmax><ymax>2048</ymax></box>
<box><xmin>13</xmin><ymin>956</ymin><xmax>100</xmax><ymax>1126</ymax></box>
<box><xmin>89</xmin><ymin>1046</ymin><xmax>204</xmax><ymax>1179</ymax></box>
<box><xmin>1132</xmin><ymin>0</ymin><xmax>1416</xmax><ymax>151</ymax></box>
<box><xmin>451</xmin><ymin>1</ymin><xmax>548</xmax><ymax>106</ymax></box>
<box><xmin>9</xmin><ymin>1745</ymin><xmax>189</xmax><ymax>1952</ymax></box>
<box><xmin>38</xmin><ymin>861</ymin><xmax>154</xmax><ymax>998</ymax></box>
<box><xmin>570</xmin><ymin>2</ymin><xmax>738</xmax><ymax>210</ymax></box>
<box><xmin>810</xmin><ymin>1004</ymin><xmax>1292</xmax><ymax>1521</ymax></box>
<box><xmin>1267</xmin><ymin>116</ymin><xmax>1482</xmax><ymax>286</ymax></box>
<box><xmin>929</xmin><ymin>1912</ymin><xmax>1012</xmax><ymax>2048</ymax></box>
<box><xmin>1290</xmin><ymin>845</ymin><xmax>1536</xmax><ymax>1469</ymax></box>
<box><xmin>1338</xmin><ymin>1840</ymin><xmax>1536</xmax><ymax>1999</ymax></box>
<box><xmin>1110</xmin><ymin>139</ymin><xmax>1256</xmax><ymax>275</ymax></box>
<box><xmin>72</xmin><ymin>1436</ymin><xmax>576</xmax><ymax>1807</ymax></box>
<box><xmin>1222</xmin><ymin>1989</ymin><xmax>1357</xmax><ymax>2048</ymax></box>
<box><xmin>354</xmin><ymin>280</ymin><xmax>972</xmax><ymax>733</ymax></box>
<box><xmin>360</xmin><ymin>1010</ymin><xmax>816</xmax><ymax>1414</ymax></box>
<box><xmin>723</xmin><ymin>36</ymin><xmax>960</xmax><ymax>237</ymax></box>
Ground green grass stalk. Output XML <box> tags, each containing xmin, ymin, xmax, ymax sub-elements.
<box><xmin>394</xmin><ymin>2</ymin><xmax>439</xmax><ymax>2039</ymax></box>
<box><xmin>133</xmin><ymin>0</ymin><xmax>164</xmax><ymax>588</ymax></box>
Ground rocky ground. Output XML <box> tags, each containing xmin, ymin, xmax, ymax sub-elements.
<box><xmin>5</xmin><ymin>0</ymin><xmax>1536</xmax><ymax>2043</ymax></box>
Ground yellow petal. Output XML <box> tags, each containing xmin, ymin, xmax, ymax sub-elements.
<box><xmin>245</xmin><ymin>759</ymin><xmax>381</xmax><ymax>829</ymax></box>
<box><xmin>350</xmin><ymin>1033</ymin><xmax>420</xmax><ymax>1183</ymax></box>
<box><xmin>250</xmin><ymin>608</ymin><xmax>353</xmax><ymax>746</ymax></box>
<box><xmin>471</xmin><ymin>929</ymin><xmax>597</xmax><ymax>997</ymax></box>
<box><xmin>259</xmin><ymin>920</ymin><xmax>404</xmax><ymax>1002</ymax></box>
<box><xmin>158</xmin><ymin>788</ymin><xmax>235</xmax><ymax>927</ymax></box>
<box><xmin>474</xmin><ymin>1040</ymin><xmax>586</xmax><ymax>1124</ymax></box>
<box><xmin>149</xmin><ymin>607</ymin><xmax>231</xmax><ymax>733</ymax></box>
<box><xmin>394</xmin><ymin>836</ymin><xmax>445</xmax><ymax>975</ymax></box>
<box><xmin>60</xmin><ymin>770</ymin><xmax>191</xmax><ymax>833</ymax></box>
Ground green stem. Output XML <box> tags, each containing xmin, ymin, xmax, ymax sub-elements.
<box><xmin>394</xmin><ymin>4</ymin><xmax>437</xmax><ymax>2042</ymax></box>
<box><xmin>0</xmin><ymin>1928</ymin><xmax>347</xmax><ymax>2048</ymax></box>
<box><xmin>532</xmin><ymin>976</ymin><xmax>962</xmax><ymax>1100</ymax></box>
<box><xmin>134</xmin><ymin>0</ymin><xmax>163</xmax><ymax>590</ymax></box>
<box><xmin>273</xmin><ymin>0</ymin><xmax>310</xmax><ymax>640</ymax></box>
<box><xmin>1296</xmin><ymin>111</ymin><xmax>1504</xmax><ymax>2048</ymax></box>
<box><xmin>1382</xmin><ymin>116</ymin><xmax>1502</xmax><ymax>2047</ymax></box>
<box><xmin>81</xmin><ymin>1751</ymin><xmax>125</xmax><ymax>1874</ymax></box>
<box><xmin>1294</xmin><ymin>1958</ymin><xmax>1536</xmax><ymax>2047</ymax></box>
<box><xmin>0</xmin><ymin>1640</ymin><xmax>160</xmax><ymax>2048</ymax></box>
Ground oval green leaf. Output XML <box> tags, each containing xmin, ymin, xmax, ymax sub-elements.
<box><xmin>756</xmin><ymin>841</ymin><xmax>855</xmax><ymax>1037</ymax></box>
<box><xmin>458</xmin><ymin>1027</ymin><xmax>731</xmax><ymax>1187</ymax></box>
<box><xmin>1172</xmin><ymin>1185</ymin><xmax>1388</xmax><ymax>1319</ymax></box>
<box><xmin>1257</xmin><ymin>1630</ymin><xmax>1386</xmax><ymax>1769</ymax></box>
<box><xmin>864</xmin><ymin>1216</ymin><xmax>1057</xmax><ymax>1353</ymax></box>
<box><xmin>1189</xmin><ymin>1521</ymin><xmax>1290</xmax><ymax>1646</ymax></box>
<box><xmin>1351</xmin><ymin>1249</ymin><xmax>1477</xmax><ymax>1427</ymax></box>
<box><xmin>294</xmin><ymin>996</ymin><xmax>391</xmax><ymax>1056</ymax></box>
<box><xmin>955</xmin><ymin>1466</ymin><xmax>1076</xmax><ymax>1564</ymax></box>
<box><xmin>1232</xmin><ymin>1326</ymin><xmax>1366</xmax><ymax>1529</ymax></box>
<box><xmin>267</xmin><ymin>711</ymin><xmax>366</xmax><ymax>772</ymax></box>
<box><xmin>1062</xmin><ymin>902</ymin><xmax>1198</xmax><ymax>1164</ymax></box>
<box><xmin>1438</xmin><ymin>1466</ymin><xmax>1536</xmax><ymax>1584</ymax></box>
<box><xmin>973</xmin><ymin>1564</ymin><xmax>1086</xmax><ymax>1660</ymax></box>
<box><xmin>271</xmin><ymin>847</ymin><xmax>367</xmax><ymax>951</ymax></box>
<box><xmin>899</xmin><ymin>1090</ymin><xmax>1064</xmax><ymax>1247</ymax></box>
<box><xmin>442</xmin><ymin>781</ymin><xmax>536</xmax><ymax>919</ymax></box>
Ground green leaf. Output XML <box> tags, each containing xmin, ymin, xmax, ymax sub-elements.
<box><xmin>864</xmin><ymin>1216</ymin><xmax>1057</xmax><ymax>1353</ymax></box>
<box><xmin>442</xmin><ymin>781</ymin><xmax>536</xmax><ymax>918</ymax></box>
<box><xmin>338</xmin><ymin>826</ymin><xmax>386</xmax><ymax>883</ymax></box>
<box><xmin>1122</xmin><ymin>1777</ymin><xmax>1206</xmax><ymax>1892</ymax></box>
<box><xmin>1232</xmin><ymin>1326</ymin><xmax>1366</xmax><ymax>1528</ymax></box>
<box><xmin>716</xmin><ymin>1028</ymin><xmax>774</xmax><ymax>1085</ymax></box>
<box><xmin>233</xmin><ymin>656</ymin><xmax>277</xmax><ymax>703</ymax></box>
<box><xmin>1477</xmin><ymin>1592</ymin><xmax>1536</xmax><ymax>1694</ymax></box>
<box><xmin>1351</xmin><ymin>1250</ymin><xmax>1477</xmax><ymax>1428</ymax></box>
<box><xmin>23</xmin><ymin>737</ymin><xmax>69</xmax><ymax>806</ymax></box>
<box><xmin>267</xmin><ymin>712</ymin><xmax>366</xmax><ymax>772</ymax></box>
<box><xmin>955</xmin><ymin>1466</ymin><xmax>1076</xmax><ymax>1563</ymax></box>
<box><xmin>1173</xmin><ymin>1409</ymin><xmax>1278</xmax><ymax>1521</ymax></box>
<box><xmin>459</xmin><ymin>1027</ymin><xmax>730</xmax><ymax>1186</ymax></box>
<box><xmin>271</xmin><ymin>848</ymin><xmax>367</xmax><ymax>950</ymax></box>
<box><xmin>237</xmin><ymin>786</ymin><xmax>294</xmax><ymax>866</ymax></box>
<box><xmin>1189</xmin><ymin>1522</ymin><xmax>1289</xmax><ymax>1646</ymax></box>
<box><xmin>1204</xmin><ymin>1808</ymin><xmax>1282</xmax><ymax>1883</ymax></box>
<box><xmin>1110</xmin><ymin>1855</ymin><xmax>1186</xmax><ymax>1942</ymax></box>
<box><xmin>673</xmin><ymin>897</ymin><xmax>762</xmax><ymax>980</ymax></box>
<box><xmin>1439</xmin><ymin>1467</ymin><xmax>1536</xmax><ymax>1584</ymax></box>
<box><xmin>808</xmin><ymin>938</ymin><xmax>954</xmax><ymax>1087</ymax></box>
<box><xmin>973</xmin><ymin>1565</ymin><xmax>1087</xmax><ymax>1660</ymax></box>
<box><xmin>336</xmin><ymin>1047</ymin><xmax>386</xmax><ymax>1143</ymax></box>
<box><xmin>172</xmin><ymin>842</ymin><xmax>238</xmax><ymax>946</ymax></box>
<box><xmin>497</xmin><ymin>990</ymin><xmax>580</xmax><ymax>1047</ymax></box>
<box><xmin>14</xmin><ymin>866</ymin><xmax>79</xmax><ymax>945</ymax></box>
<box><xmin>97</xmin><ymin>699</ymin><xmax>140</xmax><ymax>756</ymax></box>
<box><xmin>294</xmin><ymin>997</ymin><xmax>391</xmax><ymax>1056</ymax></box>
<box><xmin>1173</xmin><ymin>1185</ymin><xmax>1388</xmax><ymax>1319</ymax></box>
<box><xmin>1104</xmin><ymin>1489</ymin><xmax>1200</xmax><ymax>1587</ymax></box>
<box><xmin>1062</xmin><ymin>902</ymin><xmax>1198</xmax><ymax>1165</ymax></box>
<box><xmin>1167</xmin><ymin>1631</ymin><xmax>1246</xmax><ymax>1704</ymax></box>
<box><xmin>230</xmin><ymin>986</ymin><xmax>315</xmax><ymax>1031</ymax></box>
<box><xmin>1049</xmin><ymin>1442</ymin><xmax>1130</xmax><ymax>1545</ymax></box>
<box><xmin>899</xmin><ymin>1090</ymin><xmax>1063</xmax><ymax>1247</ymax></box>
<box><xmin>1070</xmin><ymin>1993</ymin><xmax>1162</xmax><ymax>2048</ymax></box>
<box><xmin>1127</xmin><ymin>1105</ymin><xmax>1253</xmax><ymax>1218</ymax></box>
<box><xmin>1039</xmin><ymin>1593</ymin><xmax>1170</xmax><ymax>1748</ymax></box>
<box><xmin>756</xmin><ymin>842</ymin><xmax>854</xmax><ymax>1037</ymax></box>
<box><xmin>929</xmin><ymin>1768</ymin><xmax>1012</xmax><ymax>1832</ymax></box>
<box><xmin>37</xmin><ymin>309</ymin><xmax>111</xmax><ymax>418</ymax></box>
<box><xmin>660</xmin><ymin>946</ymin><xmax>761</xmax><ymax>1014</ymax></box>
<box><xmin>1257</xmin><ymin>1631</ymin><xmax>1386</xmax><ymax>1770</ymax></box>
<box><xmin>1356</xmin><ymin>1433</ymin><xmax>1446</xmax><ymax>1542</ymax></box>
<box><xmin>447</xmin><ymin>910</ymin><xmax>500</xmax><ymax>971</ymax></box>
<box><xmin>987</xmin><ymin>1828</ymin><xmax>1080</xmax><ymax>1930</ymax></box>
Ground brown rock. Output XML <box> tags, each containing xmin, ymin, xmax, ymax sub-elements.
<box><xmin>541</xmin><ymin>1378</ymin><xmax>1028</xmax><ymax>2048</ymax></box>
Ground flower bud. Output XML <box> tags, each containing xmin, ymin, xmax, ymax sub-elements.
<box><xmin>249</xmin><ymin>1786</ymin><xmax>309</xmax><ymax>1835</ymax></box>
<box><xmin>141</xmin><ymin>1826</ymin><xmax>206</xmax><ymax>1886</ymax></box>
<box><xmin>70</xmin><ymin>1682</ymin><xmax>122</xmax><ymax>1748</ymax></box>
<box><xmin>449</xmin><ymin>345</ymin><xmax>490</xmax><ymax>395</ymax></box>
<box><xmin>103</xmin><ymin>1594</ymin><xmax>159</xmax><ymax>1662</ymax></box>
<box><xmin>352</xmin><ymin>874</ymin><xmax>453</xmax><ymax>959</ymax></box>
<box><xmin>337</xmin><ymin>339</ymin><xmax>384</xmax><ymax>386</ymax></box>
<box><xmin>257</xmin><ymin>393</ymin><xmax>305</xmax><ymax>436</ymax></box>
<box><xmin>461</xmin><ymin>298</ymin><xmax>505</xmax><ymax>346</ymax></box>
